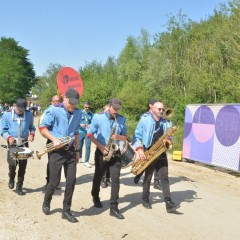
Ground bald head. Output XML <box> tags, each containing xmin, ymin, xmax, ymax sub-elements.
<box><xmin>51</xmin><ymin>95</ymin><xmax>61</xmax><ymax>106</ymax></box>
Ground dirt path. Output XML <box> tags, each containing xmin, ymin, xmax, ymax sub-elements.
<box><xmin>1</xmin><ymin>119</ymin><xmax>240</xmax><ymax>240</ymax></box>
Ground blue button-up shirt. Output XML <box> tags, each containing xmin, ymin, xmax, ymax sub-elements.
<box><xmin>132</xmin><ymin>111</ymin><xmax>172</xmax><ymax>150</ymax></box>
<box><xmin>87</xmin><ymin>111</ymin><xmax>127</xmax><ymax>145</ymax></box>
<box><xmin>1</xmin><ymin>109</ymin><xmax>36</xmax><ymax>140</ymax></box>
<box><xmin>39</xmin><ymin>104</ymin><xmax>81</xmax><ymax>145</ymax></box>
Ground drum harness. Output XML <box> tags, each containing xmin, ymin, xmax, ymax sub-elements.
<box><xmin>10</xmin><ymin>109</ymin><xmax>33</xmax><ymax>162</ymax></box>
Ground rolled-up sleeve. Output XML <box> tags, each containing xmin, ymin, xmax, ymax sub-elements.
<box><xmin>132</xmin><ymin>119</ymin><xmax>144</xmax><ymax>150</ymax></box>
<box><xmin>1</xmin><ymin>113</ymin><xmax>10</xmax><ymax>140</ymax></box>
<box><xmin>87</xmin><ymin>114</ymin><xmax>98</xmax><ymax>136</ymax></box>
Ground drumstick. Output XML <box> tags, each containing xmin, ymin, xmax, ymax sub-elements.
<box><xmin>21</xmin><ymin>140</ymin><xmax>29</xmax><ymax>146</ymax></box>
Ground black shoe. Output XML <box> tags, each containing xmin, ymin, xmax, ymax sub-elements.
<box><xmin>166</xmin><ymin>201</ymin><xmax>180</xmax><ymax>213</ymax></box>
<box><xmin>42</xmin><ymin>201</ymin><xmax>50</xmax><ymax>215</ymax></box>
<box><xmin>134</xmin><ymin>175</ymin><xmax>140</xmax><ymax>184</ymax></box>
<box><xmin>142</xmin><ymin>200</ymin><xmax>152</xmax><ymax>209</ymax></box>
<box><xmin>8</xmin><ymin>179</ymin><xmax>15</xmax><ymax>189</ymax></box>
<box><xmin>101</xmin><ymin>178</ymin><xmax>107</xmax><ymax>188</ymax></box>
<box><xmin>93</xmin><ymin>197</ymin><xmax>103</xmax><ymax>208</ymax></box>
<box><xmin>110</xmin><ymin>208</ymin><xmax>124</xmax><ymax>219</ymax></box>
<box><xmin>153</xmin><ymin>180</ymin><xmax>162</xmax><ymax>190</ymax></box>
<box><xmin>106</xmin><ymin>178</ymin><xmax>112</xmax><ymax>187</ymax></box>
<box><xmin>16</xmin><ymin>186</ymin><xmax>24</xmax><ymax>196</ymax></box>
<box><xmin>62</xmin><ymin>210</ymin><xmax>78</xmax><ymax>223</ymax></box>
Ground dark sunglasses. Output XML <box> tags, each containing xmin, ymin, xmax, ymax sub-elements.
<box><xmin>156</xmin><ymin>107</ymin><xmax>165</xmax><ymax>112</ymax></box>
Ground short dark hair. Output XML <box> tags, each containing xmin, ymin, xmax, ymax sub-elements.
<box><xmin>109</xmin><ymin>98</ymin><xmax>121</xmax><ymax>109</ymax></box>
<box><xmin>149</xmin><ymin>98</ymin><xmax>159</xmax><ymax>105</ymax></box>
<box><xmin>84</xmin><ymin>101</ymin><xmax>91</xmax><ymax>105</ymax></box>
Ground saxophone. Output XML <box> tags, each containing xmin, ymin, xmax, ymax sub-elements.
<box><xmin>103</xmin><ymin>119</ymin><xmax>117</xmax><ymax>161</ymax></box>
<box><xmin>131</xmin><ymin>126</ymin><xmax>177</xmax><ymax>175</ymax></box>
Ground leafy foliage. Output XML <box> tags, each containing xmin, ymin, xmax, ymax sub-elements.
<box><xmin>0</xmin><ymin>37</ymin><xmax>36</xmax><ymax>103</ymax></box>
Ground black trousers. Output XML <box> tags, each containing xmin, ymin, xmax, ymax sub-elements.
<box><xmin>46</xmin><ymin>153</ymin><xmax>67</xmax><ymax>185</ymax></box>
<box><xmin>7</xmin><ymin>142</ymin><xmax>29</xmax><ymax>187</ymax></box>
<box><xmin>44</xmin><ymin>147</ymin><xmax>76</xmax><ymax>211</ymax></box>
<box><xmin>91</xmin><ymin>148</ymin><xmax>121</xmax><ymax>208</ymax></box>
<box><xmin>142</xmin><ymin>152</ymin><xmax>171</xmax><ymax>202</ymax></box>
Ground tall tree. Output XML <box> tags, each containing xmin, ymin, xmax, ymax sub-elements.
<box><xmin>0</xmin><ymin>37</ymin><xmax>36</xmax><ymax>103</ymax></box>
<box><xmin>32</xmin><ymin>63</ymin><xmax>62</xmax><ymax>110</ymax></box>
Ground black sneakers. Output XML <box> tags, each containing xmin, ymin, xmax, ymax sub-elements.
<box><xmin>62</xmin><ymin>210</ymin><xmax>78</xmax><ymax>223</ymax></box>
<box><xmin>8</xmin><ymin>179</ymin><xmax>14</xmax><ymax>189</ymax></box>
<box><xmin>16</xmin><ymin>186</ymin><xmax>24</xmax><ymax>196</ymax></box>
<box><xmin>166</xmin><ymin>201</ymin><xmax>180</xmax><ymax>213</ymax></box>
<box><xmin>142</xmin><ymin>200</ymin><xmax>152</xmax><ymax>209</ymax></box>
<box><xmin>93</xmin><ymin>197</ymin><xmax>103</xmax><ymax>208</ymax></box>
<box><xmin>110</xmin><ymin>208</ymin><xmax>124</xmax><ymax>219</ymax></box>
<box><xmin>42</xmin><ymin>201</ymin><xmax>50</xmax><ymax>215</ymax></box>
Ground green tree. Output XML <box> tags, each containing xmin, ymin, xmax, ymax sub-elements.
<box><xmin>0</xmin><ymin>37</ymin><xmax>36</xmax><ymax>103</ymax></box>
<box><xmin>32</xmin><ymin>63</ymin><xmax>62</xmax><ymax>110</ymax></box>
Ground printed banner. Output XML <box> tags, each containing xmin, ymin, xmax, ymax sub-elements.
<box><xmin>183</xmin><ymin>104</ymin><xmax>240</xmax><ymax>171</ymax></box>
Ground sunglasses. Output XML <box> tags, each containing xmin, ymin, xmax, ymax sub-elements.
<box><xmin>155</xmin><ymin>107</ymin><xmax>165</xmax><ymax>112</ymax></box>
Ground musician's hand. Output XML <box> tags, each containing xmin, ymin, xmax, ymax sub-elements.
<box><xmin>8</xmin><ymin>137</ymin><xmax>15</xmax><ymax>145</ymax></box>
<box><xmin>75</xmin><ymin>152</ymin><xmax>80</xmax><ymax>163</ymax></box>
<box><xmin>53</xmin><ymin>138</ymin><xmax>63</xmax><ymax>149</ymax></box>
<box><xmin>137</xmin><ymin>148</ymin><xmax>146</xmax><ymax>160</ymax></box>
<box><xmin>101</xmin><ymin>145</ymin><xmax>109</xmax><ymax>155</ymax></box>
<box><xmin>28</xmin><ymin>134</ymin><xmax>34</xmax><ymax>142</ymax></box>
<box><xmin>112</xmin><ymin>134</ymin><xmax>126</xmax><ymax>141</ymax></box>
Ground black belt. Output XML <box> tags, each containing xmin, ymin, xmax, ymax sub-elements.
<box><xmin>60</xmin><ymin>144</ymin><xmax>74</xmax><ymax>151</ymax></box>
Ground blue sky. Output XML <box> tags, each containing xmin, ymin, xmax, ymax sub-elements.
<box><xmin>1</xmin><ymin>0</ymin><xmax>229</xmax><ymax>76</ymax></box>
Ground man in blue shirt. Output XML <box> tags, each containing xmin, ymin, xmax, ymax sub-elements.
<box><xmin>1</xmin><ymin>98</ymin><xmax>36</xmax><ymax>195</ymax></box>
<box><xmin>132</xmin><ymin>99</ymin><xmax>180</xmax><ymax>213</ymax></box>
<box><xmin>79</xmin><ymin>101</ymin><xmax>94</xmax><ymax>168</ymax></box>
<box><xmin>87</xmin><ymin>98</ymin><xmax>127</xmax><ymax>219</ymax></box>
<box><xmin>39</xmin><ymin>88</ymin><xmax>81</xmax><ymax>223</ymax></box>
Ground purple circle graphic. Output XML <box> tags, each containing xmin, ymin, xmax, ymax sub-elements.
<box><xmin>193</xmin><ymin>106</ymin><xmax>215</xmax><ymax>124</ymax></box>
<box><xmin>192</xmin><ymin>106</ymin><xmax>215</xmax><ymax>143</ymax></box>
<box><xmin>215</xmin><ymin>106</ymin><xmax>240</xmax><ymax>146</ymax></box>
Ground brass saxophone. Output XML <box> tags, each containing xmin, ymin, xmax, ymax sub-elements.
<box><xmin>103</xmin><ymin>119</ymin><xmax>117</xmax><ymax>161</ymax></box>
<box><xmin>131</xmin><ymin>126</ymin><xmax>177</xmax><ymax>175</ymax></box>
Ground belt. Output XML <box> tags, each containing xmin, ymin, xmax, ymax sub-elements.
<box><xmin>60</xmin><ymin>144</ymin><xmax>74</xmax><ymax>151</ymax></box>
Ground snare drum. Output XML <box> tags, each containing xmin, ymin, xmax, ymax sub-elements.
<box><xmin>11</xmin><ymin>147</ymin><xmax>34</xmax><ymax>160</ymax></box>
<box><xmin>119</xmin><ymin>141</ymin><xmax>136</xmax><ymax>168</ymax></box>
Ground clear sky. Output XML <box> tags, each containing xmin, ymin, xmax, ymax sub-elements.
<box><xmin>1</xmin><ymin>0</ymin><xmax>229</xmax><ymax>76</ymax></box>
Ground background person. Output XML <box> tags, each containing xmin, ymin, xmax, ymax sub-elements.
<box><xmin>79</xmin><ymin>101</ymin><xmax>94</xmax><ymax>168</ymax></box>
<box><xmin>132</xmin><ymin>98</ymin><xmax>180</xmax><ymax>213</ymax></box>
<box><xmin>1</xmin><ymin>98</ymin><xmax>35</xmax><ymax>195</ymax></box>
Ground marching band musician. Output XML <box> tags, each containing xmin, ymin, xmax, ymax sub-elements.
<box><xmin>1</xmin><ymin>98</ymin><xmax>36</xmax><ymax>195</ymax></box>
<box><xmin>87</xmin><ymin>98</ymin><xmax>127</xmax><ymax>219</ymax></box>
<box><xmin>132</xmin><ymin>98</ymin><xmax>180</xmax><ymax>213</ymax></box>
<box><xmin>39</xmin><ymin>88</ymin><xmax>81</xmax><ymax>223</ymax></box>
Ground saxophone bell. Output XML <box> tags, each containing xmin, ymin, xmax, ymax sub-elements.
<box><xmin>164</xmin><ymin>108</ymin><xmax>174</xmax><ymax>119</ymax></box>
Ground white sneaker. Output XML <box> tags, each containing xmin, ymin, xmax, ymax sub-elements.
<box><xmin>84</xmin><ymin>162</ymin><xmax>92</xmax><ymax>168</ymax></box>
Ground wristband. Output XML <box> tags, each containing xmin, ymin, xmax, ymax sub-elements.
<box><xmin>75</xmin><ymin>150</ymin><xmax>80</xmax><ymax>152</ymax></box>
